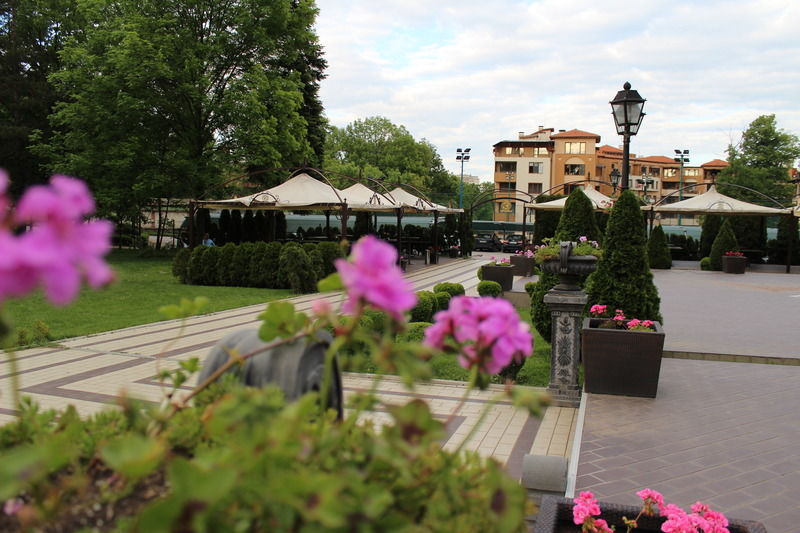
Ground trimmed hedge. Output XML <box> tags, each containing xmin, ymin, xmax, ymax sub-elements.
<box><xmin>477</xmin><ymin>280</ymin><xmax>502</xmax><ymax>297</ymax></box>
<box><xmin>172</xmin><ymin>248</ymin><xmax>190</xmax><ymax>283</ymax></box>
<box><xmin>432</xmin><ymin>282</ymin><xmax>465</xmax><ymax>297</ymax></box>
<box><xmin>279</xmin><ymin>244</ymin><xmax>318</xmax><ymax>294</ymax></box>
<box><xmin>433</xmin><ymin>291</ymin><xmax>452</xmax><ymax>312</ymax></box>
<box><xmin>410</xmin><ymin>291</ymin><xmax>436</xmax><ymax>322</ymax></box>
<box><xmin>647</xmin><ymin>225</ymin><xmax>672</xmax><ymax>269</ymax></box>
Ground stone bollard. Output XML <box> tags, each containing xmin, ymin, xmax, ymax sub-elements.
<box><xmin>521</xmin><ymin>454</ymin><xmax>568</xmax><ymax>531</ymax></box>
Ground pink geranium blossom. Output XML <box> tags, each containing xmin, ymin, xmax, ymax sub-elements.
<box><xmin>0</xmin><ymin>174</ymin><xmax>113</xmax><ymax>306</ymax></box>
<box><xmin>334</xmin><ymin>235</ymin><xmax>417</xmax><ymax>321</ymax></box>
<box><xmin>423</xmin><ymin>296</ymin><xmax>532</xmax><ymax>374</ymax></box>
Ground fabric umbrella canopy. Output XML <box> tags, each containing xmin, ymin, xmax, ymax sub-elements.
<box><xmin>531</xmin><ymin>185</ymin><xmax>614</xmax><ymax>211</ymax></box>
<box><xmin>651</xmin><ymin>186</ymin><xmax>791</xmax><ymax>216</ymax></box>
<box><xmin>387</xmin><ymin>187</ymin><xmax>460</xmax><ymax>213</ymax></box>
<box><xmin>196</xmin><ymin>172</ymin><xmax>345</xmax><ymax>210</ymax></box>
<box><xmin>339</xmin><ymin>183</ymin><xmax>398</xmax><ymax>211</ymax></box>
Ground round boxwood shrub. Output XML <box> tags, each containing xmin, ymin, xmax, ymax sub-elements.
<box><xmin>317</xmin><ymin>242</ymin><xmax>344</xmax><ymax>276</ymax></box>
<box><xmin>477</xmin><ymin>280</ymin><xmax>502</xmax><ymax>297</ymax></box>
<box><xmin>433</xmin><ymin>291</ymin><xmax>451</xmax><ymax>312</ymax></box>
<box><xmin>247</xmin><ymin>242</ymin><xmax>269</xmax><ymax>287</ymax></box>
<box><xmin>278</xmin><ymin>244</ymin><xmax>317</xmax><ymax>293</ymax></box>
<box><xmin>647</xmin><ymin>225</ymin><xmax>672</xmax><ymax>269</ymax></box>
<box><xmin>277</xmin><ymin>242</ymin><xmax>303</xmax><ymax>289</ymax></box>
<box><xmin>185</xmin><ymin>245</ymin><xmax>207</xmax><ymax>284</ymax></box>
<box><xmin>201</xmin><ymin>246</ymin><xmax>222</xmax><ymax>285</ymax></box>
<box><xmin>229</xmin><ymin>242</ymin><xmax>255</xmax><ymax>286</ymax></box>
<box><xmin>172</xmin><ymin>247</ymin><xmax>191</xmax><ymax>283</ymax></box>
<box><xmin>410</xmin><ymin>291</ymin><xmax>436</xmax><ymax>322</ymax></box>
<box><xmin>308</xmin><ymin>248</ymin><xmax>326</xmax><ymax>282</ymax></box>
<box><xmin>700</xmin><ymin>256</ymin><xmax>712</xmax><ymax>270</ymax></box>
<box><xmin>396</xmin><ymin>322</ymin><xmax>432</xmax><ymax>343</ymax></box>
<box><xmin>432</xmin><ymin>282</ymin><xmax>465</xmax><ymax>297</ymax></box>
<box><xmin>709</xmin><ymin>218</ymin><xmax>739</xmax><ymax>271</ymax></box>
<box><xmin>524</xmin><ymin>282</ymin><xmax>536</xmax><ymax>297</ymax></box>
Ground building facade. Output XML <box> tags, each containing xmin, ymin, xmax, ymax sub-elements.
<box><xmin>492</xmin><ymin>128</ymin><xmax>728</xmax><ymax>225</ymax></box>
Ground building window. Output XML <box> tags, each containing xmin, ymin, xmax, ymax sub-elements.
<box><xmin>685</xmin><ymin>168</ymin><xmax>699</xmax><ymax>177</ymax></box>
<box><xmin>563</xmin><ymin>183</ymin><xmax>583</xmax><ymax>194</ymax></box>
<box><xmin>498</xmin><ymin>182</ymin><xmax>516</xmax><ymax>191</ymax></box>
<box><xmin>564</xmin><ymin>142</ymin><xmax>586</xmax><ymax>154</ymax></box>
<box><xmin>532</xmin><ymin>147</ymin><xmax>548</xmax><ymax>157</ymax></box>
<box><xmin>505</xmin><ymin>146</ymin><xmax>522</xmax><ymax>155</ymax></box>
<box><xmin>528</xmin><ymin>162</ymin><xmax>543</xmax><ymax>174</ymax></box>
<box><xmin>564</xmin><ymin>164</ymin><xmax>585</xmax><ymax>176</ymax></box>
<box><xmin>528</xmin><ymin>183</ymin><xmax>543</xmax><ymax>194</ymax></box>
<box><xmin>663</xmin><ymin>168</ymin><xmax>677</xmax><ymax>177</ymax></box>
<box><xmin>495</xmin><ymin>161</ymin><xmax>517</xmax><ymax>173</ymax></box>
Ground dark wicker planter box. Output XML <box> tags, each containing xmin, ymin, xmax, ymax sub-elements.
<box><xmin>581</xmin><ymin>318</ymin><xmax>665</xmax><ymax>398</ymax></box>
<box><xmin>482</xmin><ymin>265</ymin><xmax>514</xmax><ymax>291</ymax></box>
<box><xmin>510</xmin><ymin>255</ymin><xmax>535</xmax><ymax>277</ymax></box>
<box><xmin>533</xmin><ymin>496</ymin><xmax>768</xmax><ymax>533</ymax></box>
<box><xmin>722</xmin><ymin>255</ymin><xmax>747</xmax><ymax>274</ymax></box>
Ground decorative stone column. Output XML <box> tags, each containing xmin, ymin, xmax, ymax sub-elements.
<box><xmin>544</xmin><ymin>289</ymin><xmax>587</xmax><ymax>407</ymax></box>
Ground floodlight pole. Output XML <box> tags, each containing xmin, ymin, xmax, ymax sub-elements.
<box><xmin>457</xmin><ymin>148</ymin><xmax>471</xmax><ymax>208</ymax></box>
<box><xmin>674</xmin><ymin>149</ymin><xmax>690</xmax><ymax>225</ymax></box>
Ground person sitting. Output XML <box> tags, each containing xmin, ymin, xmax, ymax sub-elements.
<box><xmin>202</xmin><ymin>233</ymin><xmax>215</xmax><ymax>246</ymax></box>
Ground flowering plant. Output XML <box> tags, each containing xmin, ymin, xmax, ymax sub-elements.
<box><xmin>573</xmin><ymin>489</ymin><xmax>731</xmax><ymax>533</ymax></box>
<box><xmin>534</xmin><ymin>236</ymin><xmax>601</xmax><ymax>263</ymax></box>
<box><xmin>724</xmin><ymin>251</ymin><xmax>744</xmax><ymax>257</ymax></box>
<box><xmin>589</xmin><ymin>304</ymin><xmax>656</xmax><ymax>332</ymax></box>
<box><xmin>515</xmin><ymin>249</ymin><xmax>535</xmax><ymax>258</ymax></box>
<box><xmin>485</xmin><ymin>256</ymin><xmax>513</xmax><ymax>266</ymax></box>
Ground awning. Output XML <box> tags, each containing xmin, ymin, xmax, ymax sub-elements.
<box><xmin>651</xmin><ymin>186</ymin><xmax>791</xmax><ymax>216</ymax></box>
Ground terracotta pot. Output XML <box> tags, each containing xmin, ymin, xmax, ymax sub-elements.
<box><xmin>481</xmin><ymin>265</ymin><xmax>514</xmax><ymax>291</ymax></box>
<box><xmin>722</xmin><ymin>255</ymin><xmax>747</xmax><ymax>274</ymax></box>
<box><xmin>581</xmin><ymin>318</ymin><xmax>665</xmax><ymax>398</ymax></box>
<box><xmin>533</xmin><ymin>496</ymin><xmax>768</xmax><ymax>533</ymax></box>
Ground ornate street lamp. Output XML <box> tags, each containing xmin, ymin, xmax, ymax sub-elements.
<box><xmin>456</xmin><ymin>147</ymin><xmax>471</xmax><ymax>208</ymax></box>
<box><xmin>610</xmin><ymin>82</ymin><xmax>646</xmax><ymax>191</ymax></box>
<box><xmin>674</xmin><ymin>149</ymin><xmax>690</xmax><ymax>224</ymax></box>
<box><xmin>609</xmin><ymin>168</ymin><xmax>621</xmax><ymax>193</ymax></box>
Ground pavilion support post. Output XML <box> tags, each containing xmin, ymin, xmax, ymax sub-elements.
<box><xmin>340</xmin><ymin>204</ymin><xmax>348</xmax><ymax>241</ymax></box>
<box><xmin>396</xmin><ymin>209</ymin><xmax>403</xmax><ymax>261</ymax></box>
<box><xmin>325</xmin><ymin>210</ymin><xmax>331</xmax><ymax>240</ymax></box>
<box><xmin>786</xmin><ymin>215</ymin><xmax>796</xmax><ymax>274</ymax></box>
<box><xmin>187</xmin><ymin>201</ymin><xmax>196</xmax><ymax>249</ymax></box>
<box><xmin>431</xmin><ymin>211</ymin><xmax>439</xmax><ymax>265</ymax></box>
<box><xmin>521</xmin><ymin>206</ymin><xmax>527</xmax><ymax>248</ymax></box>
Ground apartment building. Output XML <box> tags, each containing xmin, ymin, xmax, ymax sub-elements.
<box><xmin>492</xmin><ymin>128</ymin><xmax>727</xmax><ymax>224</ymax></box>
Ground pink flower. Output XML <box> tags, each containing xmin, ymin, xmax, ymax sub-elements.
<box><xmin>641</xmin><ymin>320</ymin><xmax>654</xmax><ymax>328</ymax></box>
<box><xmin>3</xmin><ymin>498</ymin><xmax>23</xmax><ymax>516</ymax></box>
<box><xmin>311</xmin><ymin>299</ymin><xmax>332</xmax><ymax>317</ymax></box>
<box><xmin>636</xmin><ymin>488</ymin><xmax>664</xmax><ymax>516</ymax></box>
<box><xmin>423</xmin><ymin>296</ymin><xmax>532</xmax><ymax>374</ymax></box>
<box><xmin>579</xmin><ymin>236</ymin><xmax>588</xmax><ymax>242</ymax></box>
<box><xmin>589</xmin><ymin>304</ymin><xmax>607</xmax><ymax>316</ymax></box>
<box><xmin>592</xmin><ymin>518</ymin><xmax>613</xmax><ymax>533</ymax></box>
<box><xmin>0</xmin><ymin>175</ymin><xmax>113</xmax><ymax>306</ymax></box>
<box><xmin>627</xmin><ymin>318</ymin><xmax>641</xmax><ymax>329</ymax></box>
<box><xmin>334</xmin><ymin>235</ymin><xmax>417</xmax><ymax>321</ymax></box>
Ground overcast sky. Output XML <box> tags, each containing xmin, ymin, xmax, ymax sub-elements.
<box><xmin>315</xmin><ymin>0</ymin><xmax>800</xmax><ymax>182</ymax></box>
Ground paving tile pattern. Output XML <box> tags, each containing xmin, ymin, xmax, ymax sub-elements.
<box><xmin>576</xmin><ymin>358</ymin><xmax>800</xmax><ymax>532</ymax></box>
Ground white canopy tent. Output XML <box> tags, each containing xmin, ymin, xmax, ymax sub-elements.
<box><xmin>650</xmin><ymin>186</ymin><xmax>791</xmax><ymax>216</ymax></box>
<box><xmin>530</xmin><ymin>185</ymin><xmax>614</xmax><ymax>212</ymax></box>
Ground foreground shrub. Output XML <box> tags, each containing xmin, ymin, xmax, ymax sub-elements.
<box><xmin>477</xmin><ymin>280</ymin><xmax>502</xmax><ymax>297</ymax></box>
<box><xmin>432</xmin><ymin>282</ymin><xmax>465</xmax><ymax>297</ymax></box>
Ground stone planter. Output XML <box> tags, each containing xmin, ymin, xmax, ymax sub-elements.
<box><xmin>481</xmin><ymin>265</ymin><xmax>513</xmax><ymax>291</ymax></box>
<box><xmin>540</xmin><ymin>255</ymin><xmax>598</xmax><ymax>290</ymax></box>
<box><xmin>581</xmin><ymin>318</ymin><xmax>665</xmax><ymax>398</ymax></box>
<box><xmin>722</xmin><ymin>255</ymin><xmax>747</xmax><ymax>274</ymax></box>
<box><xmin>533</xmin><ymin>496</ymin><xmax>768</xmax><ymax>533</ymax></box>
<box><xmin>510</xmin><ymin>255</ymin><xmax>535</xmax><ymax>277</ymax></box>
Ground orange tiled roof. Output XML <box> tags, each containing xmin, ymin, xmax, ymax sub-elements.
<box><xmin>597</xmin><ymin>144</ymin><xmax>622</xmax><ymax>153</ymax></box>
<box><xmin>637</xmin><ymin>155</ymin><xmax>678</xmax><ymax>164</ymax></box>
<box><xmin>550</xmin><ymin>129</ymin><xmax>601</xmax><ymax>141</ymax></box>
<box><xmin>701</xmin><ymin>159</ymin><xmax>729</xmax><ymax>168</ymax></box>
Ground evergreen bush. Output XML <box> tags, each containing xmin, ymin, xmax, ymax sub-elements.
<box><xmin>230</xmin><ymin>210</ymin><xmax>243</xmax><ymax>244</ymax></box>
<box><xmin>229</xmin><ymin>243</ymin><xmax>255</xmax><ymax>286</ymax></box>
<box><xmin>700</xmin><ymin>257</ymin><xmax>711</xmax><ymax>270</ymax></box>
<box><xmin>171</xmin><ymin>248</ymin><xmax>191</xmax><ymax>283</ymax></box>
<box><xmin>218</xmin><ymin>209</ymin><xmax>232</xmax><ymax>245</ymax></box>
<box><xmin>254</xmin><ymin>211</ymin><xmax>268</xmax><ymax>242</ymax></box>
<box><xmin>410</xmin><ymin>291</ymin><xmax>436</xmax><ymax>322</ymax></box>
<box><xmin>263</xmin><ymin>242</ymin><xmax>284</xmax><ymax>288</ymax></box>
<box><xmin>278</xmin><ymin>244</ymin><xmax>317</xmax><ymax>293</ymax></box>
<box><xmin>433</xmin><ymin>291</ymin><xmax>451</xmax><ymax>311</ymax></box>
<box><xmin>396</xmin><ymin>322</ymin><xmax>431</xmax><ymax>343</ymax></box>
<box><xmin>709</xmin><ymin>219</ymin><xmax>739</xmax><ymax>271</ymax></box>
<box><xmin>477</xmin><ymin>280</ymin><xmax>502</xmax><ymax>298</ymax></box>
<box><xmin>531</xmin><ymin>189</ymin><xmax>601</xmax><ymax>341</ymax></box>
<box><xmin>242</xmin><ymin>210</ymin><xmax>255</xmax><ymax>242</ymax></box>
<box><xmin>275</xmin><ymin>212</ymin><xmax>287</xmax><ymax>240</ymax></box>
<box><xmin>185</xmin><ymin>246</ymin><xmax>207</xmax><ymax>284</ymax></box>
<box><xmin>317</xmin><ymin>242</ymin><xmax>344</xmax><ymax>276</ymax></box>
<box><xmin>524</xmin><ymin>282</ymin><xmax>536</xmax><ymax>297</ymax></box>
<box><xmin>699</xmin><ymin>215</ymin><xmax>722</xmax><ymax>258</ymax></box>
<box><xmin>432</xmin><ymin>282</ymin><xmax>465</xmax><ymax>297</ymax></box>
<box><xmin>647</xmin><ymin>225</ymin><xmax>672</xmax><ymax>269</ymax></box>
<box><xmin>248</xmin><ymin>242</ymin><xmax>269</xmax><ymax>287</ymax></box>
<box><xmin>216</xmin><ymin>243</ymin><xmax>237</xmax><ymax>285</ymax></box>
<box><xmin>586</xmin><ymin>190</ymin><xmax>662</xmax><ymax>322</ymax></box>
<box><xmin>766</xmin><ymin>216</ymin><xmax>800</xmax><ymax>265</ymax></box>
<box><xmin>201</xmin><ymin>246</ymin><xmax>223</xmax><ymax>286</ymax></box>
<box><xmin>308</xmin><ymin>248</ymin><xmax>325</xmax><ymax>282</ymax></box>
<box><xmin>685</xmin><ymin>236</ymin><xmax>698</xmax><ymax>260</ymax></box>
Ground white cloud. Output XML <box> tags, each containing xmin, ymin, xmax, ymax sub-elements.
<box><xmin>316</xmin><ymin>0</ymin><xmax>800</xmax><ymax>180</ymax></box>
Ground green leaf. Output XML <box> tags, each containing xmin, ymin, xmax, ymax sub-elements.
<box><xmin>257</xmin><ymin>301</ymin><xmax>308</xmax><ymax>342</ymax></box>
<box><xmin>168</xmin><ymin>457</ymin><xmax>237</xmax><ymax>503</ymax></box>
<box><xmin>100</xmin><ymin>434</ymin><xmax>165</xmax><ymax>481</ymax></box>
<box><xmin>158</xmin><ymin>297</ymin><xmax>210</xmax><ymax>320</ymax></box>
<box><xmin>317</xmin><ymin>272</ymin><xmax>343</xmax><ymax>293</ymax></box>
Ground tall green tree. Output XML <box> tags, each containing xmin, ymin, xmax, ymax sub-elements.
<box><xmin>34</xmin><ymin>0</ymin><xmax>322</xmax><ymax>224</ymax></box>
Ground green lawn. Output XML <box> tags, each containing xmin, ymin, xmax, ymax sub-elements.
<box><xmin>4</xmin><ymin>250</ymin><xmax>293</xmax><ymax>344</ymax></box>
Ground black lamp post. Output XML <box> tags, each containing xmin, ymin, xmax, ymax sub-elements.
<box><xmin>610</xmin><ymin>82</ymin><xmax>646</xmax><ymax>191</ymax></box>
<box><xmin>609</xmin><ymin>168</ymin><xmax>621</xmax><ymax>193</ymax></box>
<box><xmin>456</xmin><ymin>148</ymin><xmax>471</xmax><ymax>208</ymax></box>
<box><xmin>674</xmin><ymin>149</ymin><xmax>690</xmax><ymax>224</ymax></box>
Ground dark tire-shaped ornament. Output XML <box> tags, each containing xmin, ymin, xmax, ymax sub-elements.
<box><xmin>198</xmin><ymin>329</ymin><xmax>343</xmax><ymax>419</ymax></box>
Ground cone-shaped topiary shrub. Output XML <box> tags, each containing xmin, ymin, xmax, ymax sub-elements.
<box><xmin>248</xmin><ymin>242</ymin><xmax>269</xmax><ymax>287</ymax></box>
<box><xmin>709</xmin><ymin>218</ymin><xmax>739</xmax><ymax>271</ymax></box>
<box><xmin>647</xmin><ymin>225</ymin><xmax>672</xmax><ymax>269</ymax></box>
<box><xmin>218</xmin><ymin>209</ymin><xmax>231</xmax><ymax>245</ymax></box>
<box><xmin>172</xmin><ymin>248</ymin><xmax>191</xmax><ymax>283</ymax></box>
<box><xmin>432</xmin><ymin>282</ymin><xmax>465</xmax><ymax>297</ymax></box>
<box><xmin>201</xmin><ymin>246</ymin><xmax>223</xmax><ymax>286</ymax></box>
<box><xmin>186</xmin><ymin>245</ymin><xmax>207</xmax><ymax>284</ymax></box>
<box><xmin>262</xmin><ymin>241</ymin><xmax>284</xmax><ymax>288</ymax></box>
<box><xmin>586</xmin><ymin>190</ymin><xmax>662</xmax><ymax>322</ymax></box>
<box><xmin>230</xmin><ymin>210</ymin><xmax>243</xmax><ymax>244</ymax></box>
<box><xmin>308</xmin><ymin>248</ymin><xmax>325</xmax><ymax>282</ymax></box>
<box><xmin>699</xmin><ymin>214</ymin><xmax>722</xmax><ymax>258</ymax></box>
<box><xmin>317</xmin><ymin>242</ymin><xmax>344</xmax><ymax>276</ymax></box>
<box><xmin>229</xmin><ymin>242</ymin><xmax>255</xmax><ymax>286</ymax></box>
<box><xmin>477</xmin><ymin>280</ymin><xmax>502</xmax><ymax>297</ymax></box>
<box><xmin>532</xmin><ymin>189</ymin><xmax>602</xmax><ymax>341</ymax></box>
<box><xmin>216</xmin><ymin>243</ymin><xmax>237</xmax><ymax>285</ymax></box>
<box><xmin>278</xmin><ymin>243</ymin><xmax>317</xmax><ymax>293</ymax></box>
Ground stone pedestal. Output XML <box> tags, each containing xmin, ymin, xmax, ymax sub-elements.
<box><xmin>544</xmin><ymin>289</ymin><xmax>587</xmax><ymax>407</ymax></box>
